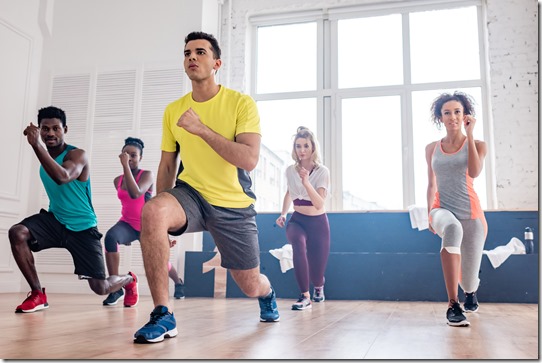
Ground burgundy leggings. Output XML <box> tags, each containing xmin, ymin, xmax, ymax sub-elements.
<box><xmin>286</xmin><ymin>212</ymin><xmax>330</xmax><ymax>292</ymax></box>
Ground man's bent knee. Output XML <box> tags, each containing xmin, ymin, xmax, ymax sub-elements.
<box><xmin>230</xmin><ymin>268</ymin><xmax>266</xmax><ymax>298</ymax></box>
<box><xmin>8</xmin><ymin>225</ymin><xmax>30</xmax><ymax>245</ymax></box>
<box><xmin>141</xmin><ymin>198</ymin><xmax>166</xmax><ymax>225</ymax></box>
<box><xmin>88</xmin><ymin>279</ymin><xmax>108</xmax><ymax>295</ymax></box>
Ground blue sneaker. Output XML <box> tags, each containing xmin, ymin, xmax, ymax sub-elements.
<box><xmin>259</xmin><ymin>287</ymin><xmax>280</xmax><ymax>322</ymax></box>
<box><xmin>134</xmin><ymin>305</ymin><xmax>178</xmax><ymax>343</ymax></box>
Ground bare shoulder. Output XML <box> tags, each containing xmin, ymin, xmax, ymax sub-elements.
<box><xmin>65</xmin><ymin>147</ymin><xmax>87</xmax><ymax>163</ymax></box>
<box><xmin>425</xmin><ymin>141</ymin><xmax>438</xmax><ymax>153</ymax></box>
<box><xmin>474</xmin><ymin>139</ymin><xmax>487</xmax><ymax>154</ymax></box>
<box><xmin>142</xmin><ymin>169</ymin><xmax>155</xmax><ymax>181</ymax></box>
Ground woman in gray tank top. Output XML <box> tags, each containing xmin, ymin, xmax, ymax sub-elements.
<box><xmin>425</xmin><ymin>91</ymin><xmax>488</xmax><ymax>327</ymax></box>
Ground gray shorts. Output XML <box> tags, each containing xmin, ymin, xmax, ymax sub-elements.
<box><xmin>166</xmin><ymin>180</ymin><xmax>260</xmax><ymax>270</ymax></box>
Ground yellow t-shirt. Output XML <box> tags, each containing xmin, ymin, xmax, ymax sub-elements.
<box><xmin>161</xmin><ymin>85</ymin><xmax>261</xmax><ymax>208</ymax></box>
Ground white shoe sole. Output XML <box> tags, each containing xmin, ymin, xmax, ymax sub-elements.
<box><xmin>292</xmin><ymin>304</ymin><xmax>312</xmax><ymax>311</ymax></box>
<box><xmin>16</xmin><ymin>303</ymin><xmax>49</xmax><ymax>313</ymax></box>
<box><xmin>134</xmin><ymin>328</ymin><xmax>178</xmax><ymax>344</ymax></box>
<box><xmin>447</xmin><ymin>320</ymin><xmax>470</xmax><ymax>327</ymax></box>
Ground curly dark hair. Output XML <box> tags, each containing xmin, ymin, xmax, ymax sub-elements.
<box><xmin>37</xmin><ymin>106</ymin><xmax>66</xmax><ymax>127</ymax></box>
<box><xmin>430</xmin><ymin>91</ymin><xmax>476</xmax><ymax>128</ymax></box>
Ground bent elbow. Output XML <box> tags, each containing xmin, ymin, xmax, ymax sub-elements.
<box><xmin>468</xmin><ymin>168</ymin><xmax>483</xmax><ymax>178</ymax></box>
<box><xmin>243</xmin><ymin>158</ymin><xmax>259</xmax><ymax>172</ymax></box>
<box><xmin>53</xmin><ymin>175</ymin><xmax>70</xmax><ymax>185</ymax></box>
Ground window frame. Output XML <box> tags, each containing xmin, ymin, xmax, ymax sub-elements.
<box><xmin>249</xmin><ymin>0</ymin><xmax>496</xmax><ymax>211</ymax></box>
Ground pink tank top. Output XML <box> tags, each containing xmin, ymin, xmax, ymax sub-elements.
<box><xmin>118</xmin><ymin>170</ymin><xmax>152</xmax><ymax>231</ymax></box>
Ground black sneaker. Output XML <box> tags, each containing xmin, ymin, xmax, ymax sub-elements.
<box><xmin>174</xmin><ymin>282</ymin><xmax>185</xmax><ymax>299</ymax></box>
<box><xmin>446</xmin><ymin>300</ymin><xmax>470</xmax><ymax>327</ymax></box>
<box><xmin>103</xmin><ymin>289</ymin><xmax>124</xmax><ymax>306</ymax></box>
<box><xmin>463</xmin><ymin>292</ymin><xmax>479</xmax><ymax>312</ymax></box>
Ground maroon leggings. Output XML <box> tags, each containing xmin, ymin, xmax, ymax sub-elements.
<box><xmin>286</xmin><ymin>212</ymin><xmax>330</xmax><ymax>292</ymax></box>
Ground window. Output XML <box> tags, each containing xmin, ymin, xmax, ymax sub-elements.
<box><xmin>250</xmin><ymin>1</ymin><xmax>491</xmax><ymax>212</ymax></box>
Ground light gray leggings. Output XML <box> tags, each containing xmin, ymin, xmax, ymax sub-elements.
<box><xmin>430</xmin><ymin>208</ymin><xmax>487</xmax><ymax>293</ymax></box>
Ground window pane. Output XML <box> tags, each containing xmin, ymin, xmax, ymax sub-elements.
<box><xmin>256</xmin><ymin>23</ymin><xmax>317</xmax><ymax>93</ymax></box>
<box><xmin>342</xmin><ymin>96</ymin><xmax>403</xmax><ymax>209</ymax></box>
<box><xmin>410</xmin><ymin>7</ymin><xmax>480</xmax><ymax>84</ymax></box>
<box><xmin>412</xmin><ymin>88</ymin><xmax>487</xmax><ymax>209</ymax></box>
<box><xmin>338</xmin><ymin>15</ymin><xmax>403</xmax><ymax>88</ymax></box>
<box><xmin>254</xmin><ymin>98</ymin><xmax>317</xmax><ymax>211</ymax></box>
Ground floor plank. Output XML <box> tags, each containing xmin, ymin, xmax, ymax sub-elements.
<box><xmin>0</xmin><ymin>293</ymin><xmax>538</xmax><ymax>359</ymax></box>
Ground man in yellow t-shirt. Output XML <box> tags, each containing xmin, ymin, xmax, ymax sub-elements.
<box><xmin>134</xmin><ymin>31</ymin><xmax>280</xmax><ymax>344</ymax></box>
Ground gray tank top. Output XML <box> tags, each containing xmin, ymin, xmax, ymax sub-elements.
<box><xmin>431</xmin><ymin>139</ymin><xmax>483</xmax><ymax>220</ymax></box>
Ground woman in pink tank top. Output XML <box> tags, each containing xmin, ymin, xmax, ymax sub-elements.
<box><xmin>102</xmin><ymin>137</ymin><xmax>185</xmax><ymax>306</ymax></box>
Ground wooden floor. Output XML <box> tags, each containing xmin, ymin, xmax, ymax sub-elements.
<box><xmin>0</xmin><ymin>292</ymin><xmax>538</xmax><ymax>360</ymax></box>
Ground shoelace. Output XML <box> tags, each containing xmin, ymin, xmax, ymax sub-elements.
<box><xmin>145</xmin><ymin>312</ymin><xmax>167</xmax><ymax>326</ymax></box>
<box><xmin>261</xmin><ymin>298</ymin><xmax>274</xmax><ymax>310</ymax></box>
<box><xmin>451</xmin><ymin>303</ymin><xmax>463</xmax><ymax>315</ymax></box>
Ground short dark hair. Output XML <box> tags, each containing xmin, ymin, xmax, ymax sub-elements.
<box><xmin>123</xmin><ymin>137</ymin><xmax>144</xmax><ymax>156</ymax></box>
<box><xmin>37</xmin><ymin>106</ymin><xmax>66</xmax><ymax>127</ymax></box>
<box><xmin>430</xmin><ymin>91</ymin><xmax>476</xmax><ymax>128</ymax></box>
<box><xmin>185</xmin><ymin>31</ymin><xmax>221</xmax><ymax>59</ymax></box>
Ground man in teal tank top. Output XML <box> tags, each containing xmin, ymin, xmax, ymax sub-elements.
<box><xmin>8</xmin><ymin>106</ymin><xmax>139</xmax><ymax>313</ymax></box>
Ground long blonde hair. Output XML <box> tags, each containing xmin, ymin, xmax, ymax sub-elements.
<box><xmin>291</xmin><ymin>126</ymin><xmax>322</xmax><ymax>170</ymax></box>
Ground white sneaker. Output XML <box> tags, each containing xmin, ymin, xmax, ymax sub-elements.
<box><xmin>292</xmin><ymin>295</ymin><xmax>312</xmax><ymax>310</ymax></box>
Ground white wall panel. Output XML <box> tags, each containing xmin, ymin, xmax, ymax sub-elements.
<box><xmin>0</xmin><ymin>20</ymin><xmax>32</xmax><ymax>207</ymax></box>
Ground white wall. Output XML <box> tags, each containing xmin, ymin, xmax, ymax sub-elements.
<box><xmin>0</xmin><ymin>0</ymin><xmax>45</xmax><ymax>292</ymax></box>
<box><xmin>485</xmin><ymin>0</ymin><xmax>538</xmax><ymax>209</ymax></box>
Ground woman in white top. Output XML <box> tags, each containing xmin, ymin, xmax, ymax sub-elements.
<box><xmin>276</xmin><ymin>127</ymin><xmax>331</xmax><ymax>310</ymax></box>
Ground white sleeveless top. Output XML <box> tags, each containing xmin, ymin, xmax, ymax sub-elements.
<box><xmin>285</xmin><ymin>164</ymin><xmax>330</xmax><ymax>202</ymax></box>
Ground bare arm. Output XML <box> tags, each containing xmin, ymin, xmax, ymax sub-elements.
<box><xmin>41</xmin><ymin>147</ymin><xmax>87</xmax><ymax>184</ymax></box>
<box><xmin>275</xmin><ymin>191</ymin><xmax>292</xmax><ymax>228</ymax></box>
<box><xmin>23</xmin><ymin>122</ymin><xmax>87</xmax><ymax>184</ymax></box>
<box><xmin>463</xmin><ymin>115</ymin><xmax>487</xmax><ymax>178</ymax></box>
<box><xmin>177</xmin><ymin>107</ymin><xmax>261</xmax><ymax>171</ymax></box>
<box><xmin>299</xmin><ymin>167</ymin><xmax>326</xmax><ymax>210</ymax></box>
<box><xmin>425</xmin><ymin>142</ymin><xmax>437</xmax><ymax>232</ymax></box>
<box><xmin>156</xmin><ymin>151</ymin><xmax>178</xmax><ymax>194</ymax></box>
<box><xmin>118</xmin><ymin>153</ymin><xmax>154</xmax><ymax>199</ymax></box>
<box><xmin>123</xmin><ymin>169</ymin><xmax>154</xmax><ymax>199</ymax></box>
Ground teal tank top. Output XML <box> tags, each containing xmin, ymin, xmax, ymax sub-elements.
<box><xmin>40</xmin><ymin>144</ymin><xmax>97</xmax><ymax>231</ymax></box>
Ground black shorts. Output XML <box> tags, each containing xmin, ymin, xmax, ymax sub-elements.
<box><xmin>166</xmin><ymin>180</ymin><xmax>260</xmax><ymax>270</ymax></box>
<box><xmin>19</xmin><ymin>209</ymin><xmax>106</xmax><ymax>279</ymax></box>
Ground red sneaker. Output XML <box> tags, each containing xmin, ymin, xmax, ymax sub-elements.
<box><xmin>124</xmin><ymin>272</ymin><xmax>139</xmax><ymax>307</ymax></box>
<box><xmin>16</xmin><ymin>288</ymin><xmax>49</xmax><ymax>313</ymax></box>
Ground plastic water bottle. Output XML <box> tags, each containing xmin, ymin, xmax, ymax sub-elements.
<box><xmin>524</xmin><ymin>227</ymin><xmax>534</xmax><ymax>254</ymax></box>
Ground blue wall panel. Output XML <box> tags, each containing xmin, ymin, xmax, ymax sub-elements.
<box><xmin>189</xmin><ymin>211</ymin><xmax>539</xmax><ymax>303</ymax></box>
